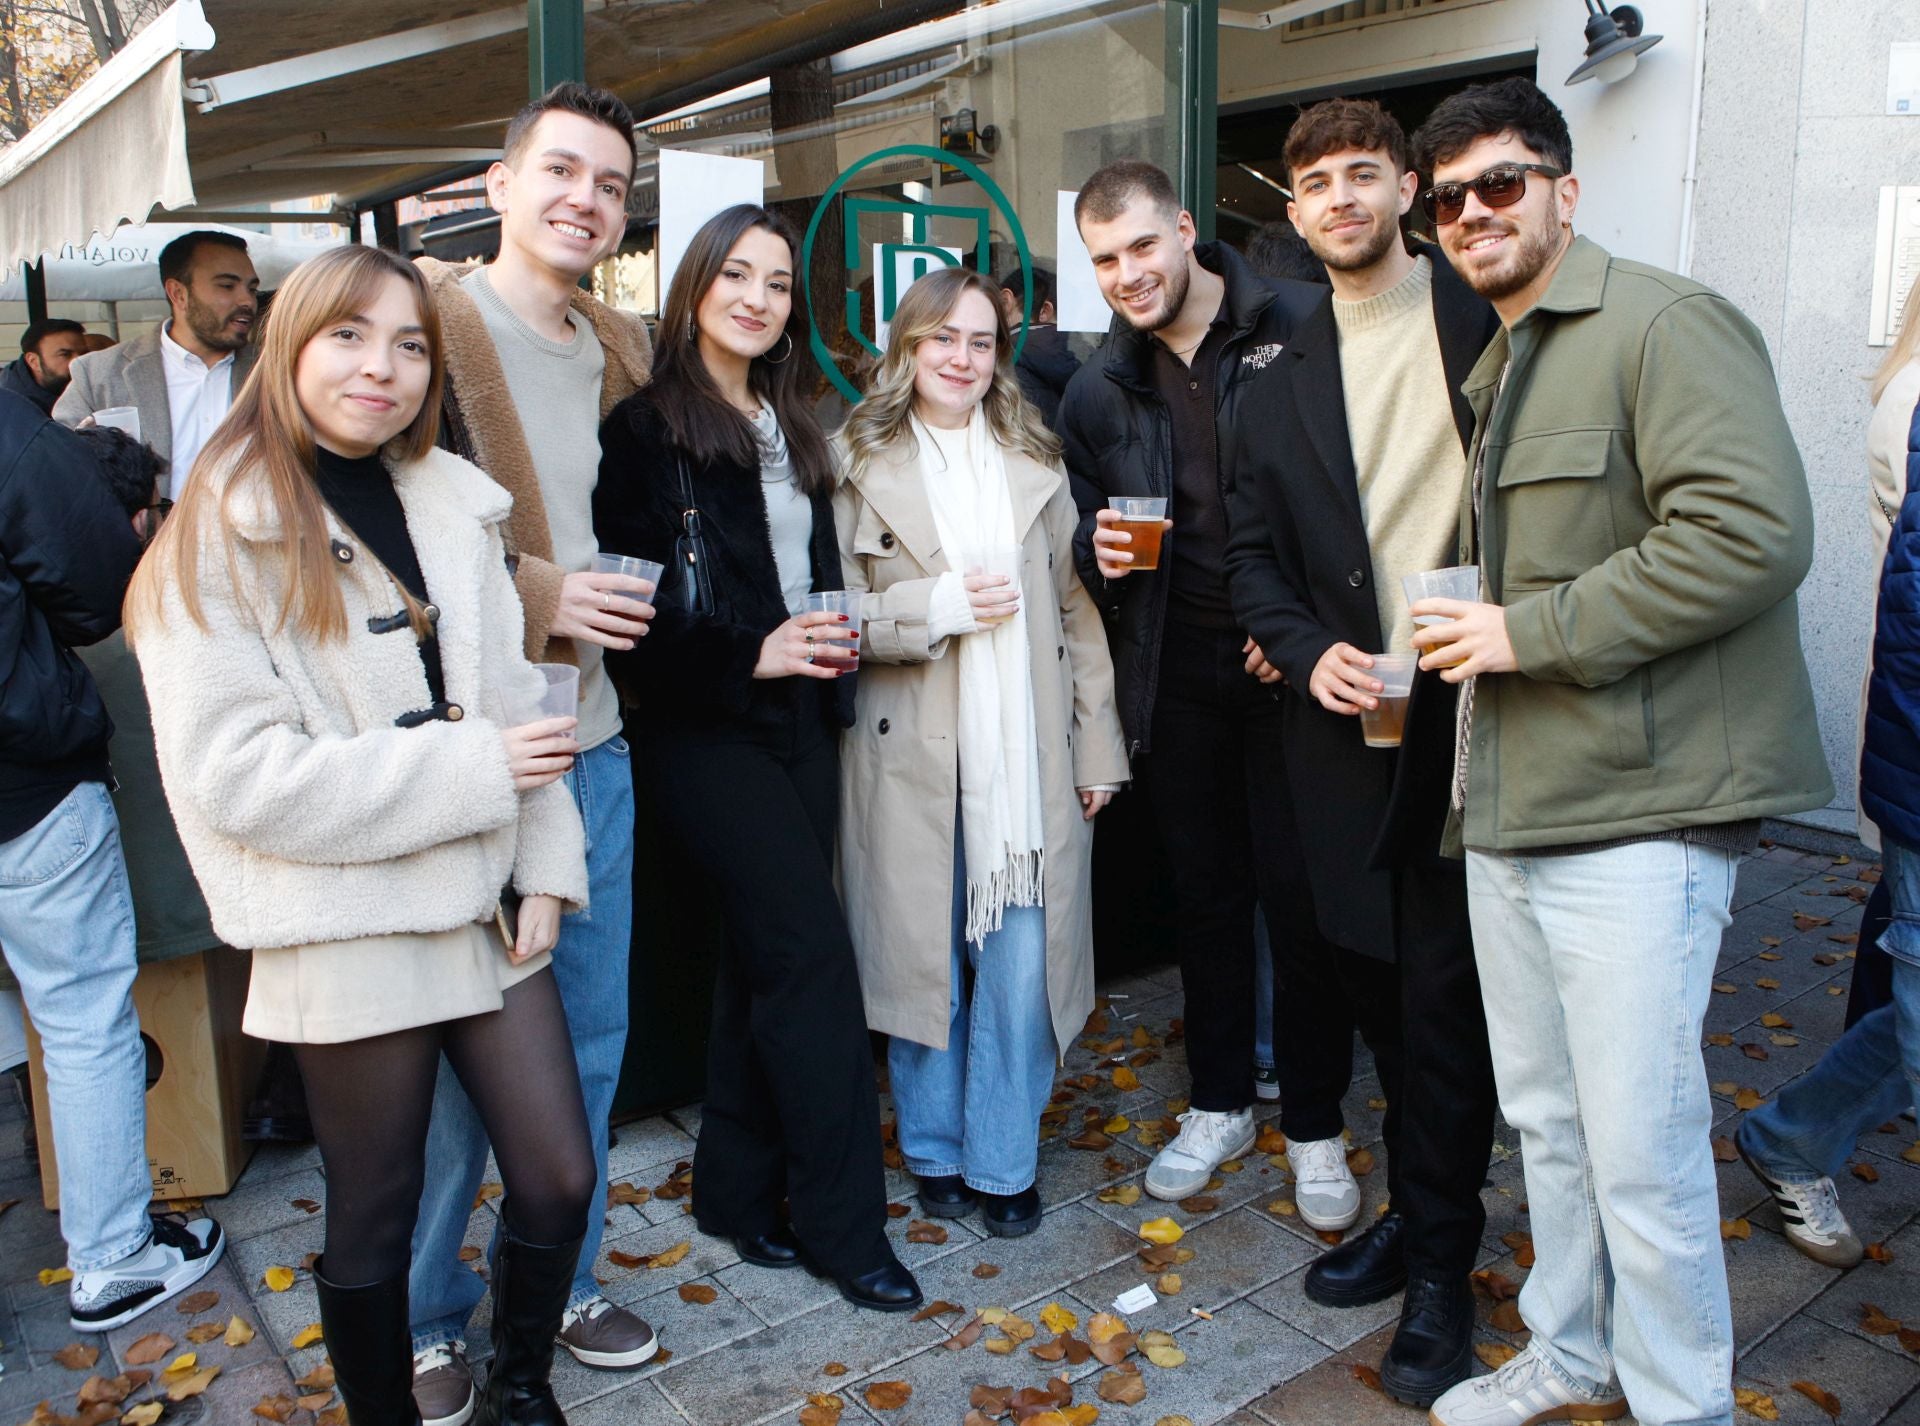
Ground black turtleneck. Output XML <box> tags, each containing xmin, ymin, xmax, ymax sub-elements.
<box><xmin>313</xmin><ymin>445</ymin><xmax>445</xmax><ymax>704</ymax></box>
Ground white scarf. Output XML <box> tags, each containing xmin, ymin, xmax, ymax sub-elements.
<box><xmin>915</xmin><ymin>408</ymin><xmax>1046</xmax><ymax>945</ymax></box>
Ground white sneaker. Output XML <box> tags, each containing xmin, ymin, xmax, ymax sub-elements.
<box><xmin>1736</xmin><ymin>1134</ymin><xmax>1863</xmax><ymax>1268</ymax></box>
<box><xmin>1428</xmin><ymin>1342</ymin><xmax>1627</xmax><ymax>1425</ymax></box>
<box><xmin>68</xmin><ymin>1216</ymin><xmax>224</xmax><ymax>1333</ymax></box>
<box><xmin>1286</xmin><ymin>1136</ymin><xmax>1360</xmax><ymax>1231</ymax></box>
<box><xmin>1144</xmin><ymin>1107</ymin><xmax>1255</xmax><ymax>1200</ymax></box>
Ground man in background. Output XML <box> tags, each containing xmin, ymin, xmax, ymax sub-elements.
<box><xmin>3</xmin><ymin>320</ymin><xmax>88</xmax><ymax>416</ymax></box>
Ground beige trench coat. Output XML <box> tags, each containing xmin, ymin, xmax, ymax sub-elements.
<box><xmin>833</xmin><ymin>437</ymin><xmax>1128</xmax><ymax>1058</ymax></box>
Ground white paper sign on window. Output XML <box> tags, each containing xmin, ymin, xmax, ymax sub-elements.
<box><xmin>1055</xmin><ymin>189</ymin><xmax>1110</xmax><ymax>334</ymax></box>
<box><xmin>657</xmin><ymin>150</ymin><xmax>767</xmax><ymax>300</ymax></box>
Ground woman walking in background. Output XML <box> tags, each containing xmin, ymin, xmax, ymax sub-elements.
<box><xmin>127</xmin><ymin>245</ymin><xmax>595</xmax><ymax>1426</ymax></box>
<box><xmin>834</xmin><ymin>267</ymin><xmax>1127</xmax><ymax>1237</ymax></box>
<box><xmin>593</xmin><ymin>204</ymin><xmax>919</xmax><ymax>1313</ymax></box>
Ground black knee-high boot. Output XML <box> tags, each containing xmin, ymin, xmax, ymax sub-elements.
<box><xmin>475</xmin><ymin>1230</ymin><xmax>583</xmax><ymax>1426</ymax></box>
<box><xmin>312</xmin><ymin>1258</ymin><xmax>421</xmax><ymax>1426</ymax></box>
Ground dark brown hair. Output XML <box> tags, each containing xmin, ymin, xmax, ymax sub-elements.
<box><xmin>1074</xmin><ymin>159</ymin><xmax>1180</xmax><ymax>229</ymax></box>
<box><xmin>1283</xmin><ymin>98</ymin><xmax>1412</xmax><ymax>185</ymax></box>
<box><xmin>1412</xmin><ymin>76</ymin><xmax>1573</xmax><ymax>177</ymax></box>
<box><xmin>650</xmin><ymin>204</ymin><xmax>833</xmax><ymax>496</ymax></box>
<box><xmin>503</xmin><ymin>82</ymin><xmax>637</xmax><ymax>176</ymax></box>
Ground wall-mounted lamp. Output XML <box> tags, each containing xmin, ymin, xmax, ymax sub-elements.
<box><xmin>1566</xmin><ymin>1</ymin><xmax>1662</xmax><ymax>85</ymax></box>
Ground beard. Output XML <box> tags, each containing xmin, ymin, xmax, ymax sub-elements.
<box><xmin>186</xmin><ymin>292</ymin><xmax>250</xmax><ymax>353</ymax></box>
<box><xmin>1450</xmin><ymin>206</ymin><xmax>1565</xmax><ymax>303</ymax></box>
<box><xmin>1304</xmin><ymin>212</ymin><xmax>1401</xmax><ymax>273</ymax></box>
<box><xmin>1116</xmin><ymin>258</ymin><xmax>1191</xmax><ymax>334</ymax></box>
<box><xmin>33</xmin><ymin>366</ymin><xmax>70</xmax><ymax>396</ymax></box>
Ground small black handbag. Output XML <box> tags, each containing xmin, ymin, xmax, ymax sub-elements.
<box><xmin>673</xmin><ymin>451</ymin><xmax>716</xmax><ymax>617</ymax></box>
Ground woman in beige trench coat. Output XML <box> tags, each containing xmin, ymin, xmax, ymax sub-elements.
<box><xmin>835</xmin><ymin>268</ymin><xmax>1128</xmax><ymax>1238</ymax></box>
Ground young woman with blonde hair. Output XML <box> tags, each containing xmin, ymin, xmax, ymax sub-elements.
<box><xmin>127</xmin><ymin>244</ymin><xmax>594</xmax><ymax>1426</ymax></box>
<box><xmin>836</xmin><ymin>266</ymin><xmax>1127</xmax><ymax>1236</ymax></box>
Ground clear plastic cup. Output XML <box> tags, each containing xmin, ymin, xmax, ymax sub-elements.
<box><xmin>591</xmin><ymin>552</ymin><xmax>664</xmax><ymax>607</ymax></box>
<box><xmin>804</xmin><ymin>590</ymin><xmax>863</xmax><ymax>671</ymax></box>
<box><xmin>1109</xmin><ymin>496</ymin><xmax>1169</xmax><ymax>570</ymax></box>
<box><xmin>501</xmin><ymin>663</ymin><xmax>580</xmax><ymax>724</ymax></box>
<box><xmin>93</xmin><ymin>406</ymin><xmax>141</xmax><ymax>441</ymax></box>
<box><xmin>1402</xmin><ymin>565</ymin><xmax>1479</xmax><ymax>625</ymax></box>
<box><xmin>1358</xmin><ymin>653</ymin><xmax>1418</xmax><ymax>749</ymax></box>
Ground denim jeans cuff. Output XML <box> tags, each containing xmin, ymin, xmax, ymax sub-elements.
<box><xmin>904</xmin><ymin>1156</ymin><xmax>964</xmax><ymax>1180</ymax></box>
<box><xmin>69</xmin><ymin>1223</ymin><xmax>159</xmax><ymax>1276</ymax></box>
<box><xmin>568</xmin><ymin>1277</ymin><xmax>604</xmax><ymax>1312</ymax></box>
<box><xmin>1733</xmin><ymin>1116</ymin><xmax>1822</xmax><ymax>1184</ymax></box>
<box><xmin>409</xmin><ymin>1323</ymin><xmax>466</xmax><ymax>1355</ymax></box>
<box><xmin>1532</xmin><ymin>1338</ymin><xmax>1614</xmax><ymax>1399</ymax></box>
<box><xmin>961</xmin><ymin>1174</ymin><xmax>1036</xmax><ymax>1196</ymax></box>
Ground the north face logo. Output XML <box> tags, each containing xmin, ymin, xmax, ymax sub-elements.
<box><xmin>1243</xmin><ymin>342</ymin><xmax>1285</xmax><ymax>371</ymax></box>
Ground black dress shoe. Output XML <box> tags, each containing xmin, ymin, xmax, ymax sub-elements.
<box><xmin>734</xmin><ymin>1227</ymin><xmax>804</xmax><ymax>1269</ymax></box>
<box><xmin>1303</xmin><ymin>1211</ymin><xmax>1406</xmax><ymax>1307</ymax></box>
<box><xmin>1379</xmin><ymin>1274</ymin><xmax>1474</xmax><ymax>1407</ymax></box>
<box><xmin>830</xmin><ymin>1257</ymin><xmax>924</xmax><ymax>1313</ymax></box>
<box><xmin>978</xmin><ymin>1186</ymin><xmax>1041</xmax><ymax>1238</ymax></box>
<box><xmin>916</xmin><ymin>1173</ymin><xmax>977</xmax><ymax>1219</ymax></box>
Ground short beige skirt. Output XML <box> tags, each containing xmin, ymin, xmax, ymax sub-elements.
<box><xmin>243</xmin><ymin>920</ymin><xmax>552</xmax><ymax>1044</ymax></box>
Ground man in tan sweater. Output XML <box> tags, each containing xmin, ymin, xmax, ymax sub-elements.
<box><xmin>1221</xmin><ymin>97</ymin><xmax>1500</xmax><ymax>1409</ymax></box>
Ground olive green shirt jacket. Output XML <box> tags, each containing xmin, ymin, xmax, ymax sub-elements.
<box><xmin>1453</xmin><ymin>236</ymin><xmax>1833</xmax><ymax>852</ymax></box>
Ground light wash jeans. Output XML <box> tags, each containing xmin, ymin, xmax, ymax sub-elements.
<box><xmin>0</xmin><ymin>987</ymin><xmax>26</xmax><ymax>1072</ymax></box>
<box><xmin>889</xmin><ymin>812</ymin><xmax>1055</xmax><ymax>1196</ymax></box>
<box><xmin>410</xmin><ymin>737</ymin><xmax>635</xmax><ymax>1347</ymax></box>
<box><xmin>1253</xmin><ymin>915</ymin><xmax>1275</xmax><ymax>1072</ymax></box>
<box><xmin>0</xmin><ymin>783</ymin><xmax>151</xmax><ymax>1270</ymax></box>
<box><xmin>1740</xmin><ymin>835</ymin><xmax>1920</xmax><ymax>1179</ymax></box>
<box><xmin>1465</xmin><ymin>839</ymin><xmax>1737</xmax><ymax>1426</ymax></box>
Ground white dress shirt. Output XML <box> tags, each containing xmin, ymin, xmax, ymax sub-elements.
<box><xmin>160</xmin><ymin>321</ymin><xmax>237</xmax><ymax>498</ymax></box>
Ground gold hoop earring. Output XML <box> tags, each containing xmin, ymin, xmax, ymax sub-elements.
<box><xmin>763</xmin><ymin>331</ymin><xmax>794</xmax><ymax>365</ymax></box>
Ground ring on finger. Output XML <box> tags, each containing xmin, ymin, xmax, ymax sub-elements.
<box><xmin>601</xmin><ymin>590</ymin><xmax>611</xmax><ymax>611</ymax></box>
<box><xmin>805</xmin><ymin>646</ymin><xmax>816</xmax><ymax>664</ymax></box>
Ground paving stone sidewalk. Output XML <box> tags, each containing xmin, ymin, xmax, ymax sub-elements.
<box><xmin>3</xmin><ymin>843</ymin><xmax>1917</xmax><ymax>1425</ymax></box>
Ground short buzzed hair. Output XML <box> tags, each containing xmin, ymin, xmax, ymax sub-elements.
<box><xmin>1075</xmin><ymin>160</ymin><xmax>1181</xmax><ymax>229</ymax></box>
<box><xmin>1283</xmin><ymin>98</ymin><xmax>1412</xmax><ymax>185</ymax></box>
<box><xmin>158</xmin><ymin>230</ymin><xmax>248</xmax><ymax>289</ymax></box>
<box><xmin>503</xmin><ymin>81</ymin><xmax>637</xmax><ymax>177</ymax></box>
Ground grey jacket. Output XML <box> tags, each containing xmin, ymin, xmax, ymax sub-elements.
<box><xmin>52</xmin><ymin>326</ymin><xmax>258</xmax><ymax>464</ymax></box>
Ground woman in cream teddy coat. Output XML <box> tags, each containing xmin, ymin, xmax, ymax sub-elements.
<box><xmin>128</xmin><ymin>245</ymin><xmax>592</xmax><ymax>1426</ymax></box>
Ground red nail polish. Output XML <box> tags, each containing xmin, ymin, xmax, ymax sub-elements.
<box><xmin>839</xmin><ymin>614</ymin><xmax>850</xmax><ymax>621</ymax></box>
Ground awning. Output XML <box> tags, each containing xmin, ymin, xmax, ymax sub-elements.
<box><xmin>0</xmin><ymin>0</ymin><xmax>964</xmax><ymax>277</ymax></box>
<box><xmin>0</xmin><ymin>1</ymin><xmax>215</xmax><ymax>277</ymax></box>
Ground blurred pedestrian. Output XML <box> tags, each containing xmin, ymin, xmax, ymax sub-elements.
<box><xmin>594</xmin><ymin>204</ymin><xmax>921</xmax><ymax>1314</ymax></box>
<box><xmin>836</xmin><ymin>267</ymin><xmax>1125</xmax><ymax>1236</ymax></box>
<box><xmin>3</xmin><ymin>320</ymin><xmax>87</xmax><ymax>415</ymax></box>
<box><xmin>126</xmin><ymin>245</ymin><xmax>594</xmax><ymax>1426</ymax></box>
<box><xmin>996</xmin><ymin>265</ymin><xmax>1079</xmax><ymax>429</ymax></box>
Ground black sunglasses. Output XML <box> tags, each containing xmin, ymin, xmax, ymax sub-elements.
<box><xmin>1420</xmin><ymin>163</ymin><xmax>1565</xmax><ymax>226</ymax></box>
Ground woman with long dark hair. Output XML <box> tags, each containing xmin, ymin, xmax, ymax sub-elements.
<box><xmin>593</xmin><ymin>205</ymin><xmax>919</xmax><ymax>1312</ymax></box>
<box><xmin>127</xmin><ymin>245</ymin><xmax>596</xmax><ymax>1426</ymax></box>
<box><xmin>835</xmin><ymin>267</ymin><xmax>1126</xmax><ymax>1234</ymax></box>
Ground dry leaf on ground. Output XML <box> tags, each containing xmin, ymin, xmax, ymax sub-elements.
<box><xmin>1351</xmin><ymin>1363</ymin><xmax>1385</xmax><ymax>1392</ymax></box>
<box><xmin>1039</xmin><ymin>1302</ymin><xmax>1078</xmax><ymax>1334</ymax></box>
<box><xmin>262</xmin><ymin>1266</ymin><xmax>296</xmax><ymax>1293</ymax></box>
<box><xmin>1865</xmin><ymin>1242</ymin><xmax>1895</xmax><ymax>1264</ymax></box>
<box><xmin>1853</xmin><ymin>1163</ymin><xmax>1881</xmax><ymax>1184</ymax></box>
<box><xmin>1267</xmin><ymin>1198</ymin><xmax>1297</xmax><ymax>1217</ymax></box>
<box><xmin>942</xmin><ymin>1314</ymin><xmax>988</xmax><ymax>1351</ymax></box>
<box><xmin>175</xmin><ymin>1290</ymin><xmax>219</xmax><ymax>1316</ymax></box>
<box><xmin>1859</xmin><ymin>1303</ymin><xmax>1902</xmax><ymax>1335</ymax></box>
<box><xmin>1254</xmin><ymin>1127</ymin><xmax>1288</xmax><ymax>1154</ymax></box>
<box><xmin>973</xmin><ymin>1262</ymin><xmax>1002</xmax><ymax>1279</ymax></box>
<box><xmin>1790</xmin><ymin>1380</ymin><xmax>1841</xmax><ymax>1417</ymax></box>
<box><xmin>1471</xmin><ymin>1270</ymin><xmax>1520</xmax><ymax>1302</ymax></box>
<box><xmin>677</xmin><ymin>1282</ymin><xmax>717</xmax><ymax>1305</ymax></box>
<box><xmin>124</xmin><ymin>1335</ymin><xmax>175</xmax><ymax>1366</ymax></box>
<box><xmin>1721</xmin><ymin>1219</ymin><xmax>1753</xmax><ymax>1241</ymax></box>
<box><xmin>251</xmin><ymin>1393</ymin><xmax>297</xmax><ymax>1422</ymax></box>
<box><xmin>53</xmin><ymin>1344</ymin><xmax>101</xmax><ymax>1371</ymax></box>
<box><xmin>1176</xmin><ymin>1195</ymin><xmax>1217</xmax><ymax>1214</ymax></box>
<box><xmin>911</xmin><ymin>1300</ymin><xmax>962</xmax><ymax>1321</ymax></box>
<box><xmin>294</xmin><ymin>1363</ymin><xmax>336</xmax><ymax>1392</ymax></box>
<box><xmin>1112</xmin><ymin>1067</ymin><xmax>1141</xmax><ymax>1091</ymax></box>
<box><xmin>1733</xmin><ymin>1385</ymin><xmax>1779</xmax><ymax>1420</ymax></box>
<box><xmin>798</xmin><ymin>1392</ymin><xmax>844</xmax><ymax>1426</ymax></box>
<box><xmin>863</xmin><ymin>1381</ymin><xmax>912</xmax><ymax>1410</ymax></box>
<box><xmin>1098</xmin><ymin>1184</ymin><xmax>1142</xmax><ymax>1207</ymax></box>
<box><xmin>1712</xmin><ymin>1139</ymin><xmax>1738</xmax><ymax>1163</ymax></box>
<box><xmin>166</xmin><ymin>1367</ymin><xmax>220</xmax><ymax>1402</ymax></box>
<box><xmin>906</xmin><ymin>1220</ymin><xmax>949</xmax><ymax>1245</ymax></box>
<box><xmin>1097</xmin><ymin>1368</ymin><xmax>1147</xmax><ymax>1405</ymax></box>
<box><xmin>290</xmin><ymin>1323</ymin><xmax>325</xmax><ymax>1349</ymax></box>
<box><xmin>121</xmin><ymin>1404</ymin><xmax>164</xmax><ymax>1426</ymax></box>
<box><xmin>1489</xmin><ymin>1301</ymin><xmax>1526</xmax><ymax>1333</ymax></box>
<box><xmin>224</xmin><ymin>1316</ymin><xmax>256</xmax><ymax>1348</ymax></box>
<box><xmin>1474</xmin><ymin>1342</ymin><xmax>1517</xmax><ymax>1370</ymax></box>
<box><xmin>1137</xmin><ymin>1217</ymin><xmax>1184</xmax><ymax>1245</ymax></box>
<box><xmin>185</xmin><ymin>1323</ymin><xmax>225</xmax><ymax>1344</ymax></box>
<box><xmin>77</xmin><ymin>1374</ymin><xmax>134</xmax><ymax>1406</ymax></box>
<box><xmin>1156</xmin><ymin>1272</ymin><xmax>1182</xmax><ymax>1295</ymax></box>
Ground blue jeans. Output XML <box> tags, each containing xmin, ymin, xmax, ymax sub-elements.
<box><xmin>1253</xmin><ymin>914</ymin><xmax>1274</xmax><ymax>1071</ymax></box>
<box><xmin>0</xmin><ymin>783</ymin><xmax>151</xmax><ymax>1270</ymax></box>
<box><xmin>410</xmin><ymin>737</ymin><xmax>634</xmax><ymax>1346</ymax></box>
<box><xmin>1740</xmin><ymin>836</ymin><xmax>1920</xmax><ymax>1180</ymax></box>
<box><xmin>888</xmin><ymin>815</ymin><xmax>1055</xmax><ymax>1196</ymax></box>
<box><xmin>1466</xmin><ymin>839</ymin><xmax>1737</xmax><ymax>1426</ymax></box>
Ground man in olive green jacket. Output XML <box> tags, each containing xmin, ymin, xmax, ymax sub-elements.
<box><xmin>1405</xmin><ymin>80</ymin><xmax>1831</xmax><ymax>1426</ymax></box>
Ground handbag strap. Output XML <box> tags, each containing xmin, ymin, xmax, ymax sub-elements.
<box><xmin>677</xmin><ymin>451</ymin><xmax>702</xmax><ymax>538</ymax></box>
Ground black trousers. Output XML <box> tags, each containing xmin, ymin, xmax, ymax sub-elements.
<box><xmin>646</xmin><ymin>706</ymin><xmax>891</xmax><ymax>1279</ymax></box>
<box><xmin>1137</xmin><ymin>622</ymin><xmax>1353</xmax><ymax>1117</ymax></box>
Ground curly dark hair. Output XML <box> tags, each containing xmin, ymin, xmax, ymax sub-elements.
<box><xmin>1411</xmin><ymin>76</ymin><xmax>1572</xmax><ymax>177</ymax></box>
<box><xmin>1283</xmin><ymin>98</ymin><xmax>1412</xmax><ymax>184</ymax></box>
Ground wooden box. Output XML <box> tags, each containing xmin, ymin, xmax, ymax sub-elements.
<box><xmin>25</xmin><ymin>947</ymin><xmax>263</xmax><ymax>1208</ymax></box>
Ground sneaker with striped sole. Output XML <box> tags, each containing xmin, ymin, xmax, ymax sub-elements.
<box><xmin>1734</xmin><ymin>1130</ymin><xmax>1863</xmax><ymax>1268</ymax></box>
<box><xmin>68</xmin><ymin>1216</ymin><xmax>225</xmax><ymax>1333</ymax></box>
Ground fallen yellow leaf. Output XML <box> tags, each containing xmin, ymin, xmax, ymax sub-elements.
<box><xmin>162</xmin><ymin>1353</ymin><xmax>198</xmax><ymax>1377</ymax></box>
<box><xmin>1039</xmin><ymin>1302</ymin><xmax>1079</xmax><ymax>1334</ymax></box>
<box><xmin>225</xmin><ymin>1316</ymin><xmax>256</xmax><ymax>1348</ymax></box>
<box><xmin>1138</xmin><ymin>1217</ymin><xmax>1184</xmax><ymax>1245</ymax></box>
<box><xmin>39</xmin><ymin>1266</ymin><xmax>74</xmax><ymax>1286</ymax></box>
<box><xmin>262</xmin><ymin>1266</ymin><xmax>296</xmax><ymax>1293</ymax></box>
<box><xmin>166</xmin><ymin>1365</ymin><xmax>221</xmax><ymax>1402</ymax></box>
<box><xmin>290</xmin><ymin>1323</ymin><xmax>325</xmax><ymax>1350</ymax></box>
<box><xmin>1097</xmin><ymin>1183</ymin><xmax>1142</xmax><ymax>1207</ymax></box>
<box><xmin>121</xmin><ymin>1404</ymin><xmax>164</xmax><ymax>1426</ymax></box>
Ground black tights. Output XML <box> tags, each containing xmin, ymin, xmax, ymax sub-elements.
<box><xmin>292</xmin><ymin>969</ymin><xmax>596</xmax><ymax>1287</ymax></box>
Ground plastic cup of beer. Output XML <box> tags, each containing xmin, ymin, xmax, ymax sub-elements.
<box><xmin>591</xmin><ymin>551</ymin><xmax>664</xmax><ymax>607</ymax></box>
<box><xmin>93</xmin><ymin>406</ymin><xmax>141</xmax><ymax>441</ymax></box>
<box><xmin>804</xmin><ymin>590</ymin><xmax>863</xmax><ymax>671</ymax></box>
<box><xmin>1358</xmin><ymin>654</ymin><xmax>1418</xmax><ymax>749</ymax></box>
<box><xmin>1402</xmin><ymin>565</ymin><xmax>1479</xmax><ymax>625</ymax></box>
<box><xmin>1109</xmin><ymin>496</ymin><xmax>1169</xmax><ymax>571</ymax></box>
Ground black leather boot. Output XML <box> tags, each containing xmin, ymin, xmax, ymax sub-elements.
<box><xmin>311</xmin><ymin>1258</ymin><xmax>421</xmax><ymax>1426</ymax></box>
<box><xmin>915</xmin><ymin>1174</ymin><xmax>976</xmax><ymax>1219</ymax></box>
<box><xmin>1379</xmin><ymin>1274</ymin><xmax>1474</xmax><ymax>1407</ymax></box>
<box><xmin>805</xmin><ymin>1251</ymin><xmax>924</xmax><ymax>1312</ymax></box>
<box><xmin>734</xmin><ymin>1226</ymin><xmax>804</xmax><ymax>1269</ymax></box>
<box><xmin>978</xmin><ymin>1186</ymin><xmax>1041</xmax><ymax>1238</ymax></box>
<box><xmin>1303</xmin><ymin>1210</ymin><xmax>1406</xmax><ymax>1306</ymax></box>
<box><xmin>475</xmin><ymin>1230</ymin><xmax>584</xmax><ymax>1426</ymax></box>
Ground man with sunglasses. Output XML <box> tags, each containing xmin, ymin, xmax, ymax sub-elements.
<box><xmin>1407</xmin><ymin>78</ymin><xmax>1831</xmax><ymax>1426</ymax></box>
<box><xmin>1220</xmin><ymin>97</ymin><xmax>1500</xmax><ymax>1410</ymax></box>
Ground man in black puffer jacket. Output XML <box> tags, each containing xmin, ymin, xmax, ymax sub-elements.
<box><xmin>0</xmin><ymin>391</ymin><xmax>226</xmax><ymax>1332</ymax></box>
<box><xmin>1059</xmin><ymin>162</ymin><xmax>1358</xmax><ymax>1214</ymax></box>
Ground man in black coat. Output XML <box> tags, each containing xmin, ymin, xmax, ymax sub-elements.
<box><xmin>1</xmin><ymin>320</ymin><xmax>88</xmax><ymax>417</ymax></box>
<box><xmin>0</xmin><ymin>391</ymin><xmax>226</xmax><ymax>1330</ymax></box>
<box><xmin>1222</xmin><ymin>100</ymin><xmax>1500</xmax><ymax>1407</ymax></box>
<box><xmin>1060</xmin><ymin>161</ymin><xmax>1368</xmax><ymax>1218</ymax></box>
<box><xmin>997</xmin><ymin>265</ymin><xmax>1079</xmax><ymax>430</ymax></box>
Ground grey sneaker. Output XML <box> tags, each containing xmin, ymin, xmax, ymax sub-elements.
<box><xmin>1286</xmin><ymin>1136</ymin><xmax>1361</xmax><ymax>1231</ymax></box>
<box><xmin>1736</xmin><ymin>1133</ymin><xmax>1863</xmax><ymax>1268</ymax></box>
<box><xmin>68</xmin><ymin>1216</ymin><xmax>224</xmax><ymax>1332</ymax></box>
<box><xmin>1144</xmin><ymin>1108</ymin><xmax>1255</xmax><ymax>1200</ymax></box>
<box><xmin>557</xmin><ymin>1296</ymin><xmax>659</xmax><ymax>1369</ymax></box>
<box><xmin>411</xmin><ymin>1341</ymin><xmax>475</xmax><ymax>1426</ymax></box>
<box><xmin>1428</xmin><ymin>1343</ymin><xmax>1628</xmax><ymax>1425</ymax></box>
